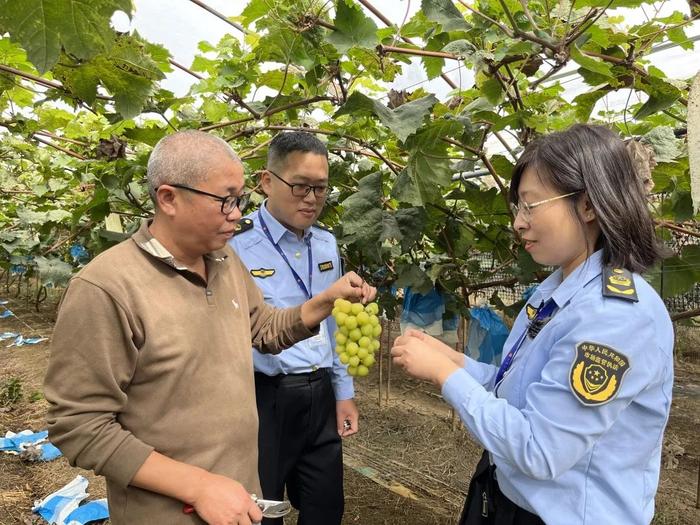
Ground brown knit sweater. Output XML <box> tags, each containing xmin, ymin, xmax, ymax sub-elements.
<box><xmin>44</xmin><ymin>222</ymin><xmax>316</xmax><ymax>524</ymax></box>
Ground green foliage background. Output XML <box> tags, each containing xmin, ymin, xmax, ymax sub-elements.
<box><xmin>0</xmin><ymin>0</ymin><xmax>697</xmax><ymax>317</ymax></box>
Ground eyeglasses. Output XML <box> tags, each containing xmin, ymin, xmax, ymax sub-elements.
<box><xmin>267</xmin><ymin>169</ymin><xmax>328</xmax><ymax>198</ymax></box>
<box><xmin>166</xmin><ymin>184</ymin><xmax>251</xmax><ymax>215</ymax></box>
<box><xmin>510</xmin><ymin>190</ymin><xmax>583</xmax><ymax>221</ymax></box>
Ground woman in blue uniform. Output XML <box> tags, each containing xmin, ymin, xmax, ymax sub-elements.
<box><xmin>391</xmin><ymin>124</ymin><xmax>673</xmax><ymax>525</ymax></box>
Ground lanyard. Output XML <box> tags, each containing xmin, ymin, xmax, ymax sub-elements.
<box><xmin>494</xmin><ymin>298</ymin><xmax>557</xmax><ymax>386</ymax></box>
<box><xmin>258</xmin><ymin>213</ymin><xmax>313</xmax><ymax>299</ymax></box>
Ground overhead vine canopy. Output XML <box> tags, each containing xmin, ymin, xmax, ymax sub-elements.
<box><xmin>0</xmin><ymin>0</ymin><xmax>698</xmax><ymax>316</ymax></box>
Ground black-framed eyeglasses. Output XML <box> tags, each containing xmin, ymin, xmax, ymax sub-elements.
<box><xmin>267</xmin><ymin>169</ymin><xmax>328</xmax><ymax>198</ymax></box>
<box><xmin>165</xmin><ymin>183</ymin><xmax>251</xmax><ymax>215</ymax></box>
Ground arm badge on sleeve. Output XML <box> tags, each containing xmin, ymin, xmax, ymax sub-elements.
<box><xmin>570</xmin><ymin>342</ymin><xmax>630</xmax><ymax>406</ymax></box>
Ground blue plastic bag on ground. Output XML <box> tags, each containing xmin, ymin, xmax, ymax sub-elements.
<box><xmin>33</xmin><ymin>476</ymin><xmax>110</xmax><ymax>525</ymax></box>
<box><xmin>466</xmin><ymin>306</ymin><xmax>510</xmax><ymax>365</ymax></box>
<box><xmin>1</xmin><ymin>430</ymin><xmax>63</xmax><ymax>461</ymax></box>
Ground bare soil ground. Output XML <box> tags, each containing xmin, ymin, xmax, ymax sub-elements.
<box><xmin>1</xmin><ymin>299</ymin><xmax>698</xmax><ymax>525</ymax></box>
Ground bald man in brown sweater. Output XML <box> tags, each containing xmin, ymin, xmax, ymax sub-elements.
<box><xmin>43</xmin><ymin>131</ymin><xmax>375</xmax><ymax>525</ymax></box>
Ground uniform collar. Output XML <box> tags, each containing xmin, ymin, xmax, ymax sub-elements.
<box><xmin>532</xmin><ymin>250</ymin><xmax>604</xmax><ymax>308</ymax></box>
<box><xmin>132</xmin><ymin>220</ymin><xmax>229</xmax><ymax>271</ymax></box>
<box><xmin>259</xmin><ymin>200</ymin><xmax>312</xmax><ymax>243</ymax></box>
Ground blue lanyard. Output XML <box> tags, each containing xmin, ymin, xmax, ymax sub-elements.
<box><xmin>258</xmin><ymin>213</ymin><xmax>313</xmax><ymax>299</ymax></box>
<box><xmin>495</xmin><ymin>299</ymin><xmax>557</xmax><ymax>386</ymax></box>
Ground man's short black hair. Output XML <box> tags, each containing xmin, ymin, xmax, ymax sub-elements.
<box><xmin>267</xmin><ymin>131</ymin><xmax>328</xmax><ymax>171</ymax></box>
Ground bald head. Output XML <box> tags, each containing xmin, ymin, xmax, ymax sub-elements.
<box><xmin>147</xmin><ymin>130</ymin><xmax>242</xmax><ymax>202</ymax></box>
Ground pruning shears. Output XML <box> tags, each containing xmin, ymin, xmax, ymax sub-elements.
<box><xmin>183</xmin><ymin>493</ymin><xmax>292</xmax><ymax>519</ymax></box>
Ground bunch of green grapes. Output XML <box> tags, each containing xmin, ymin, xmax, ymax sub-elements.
<box><xmin>331</xmin><ymin>299</ymin><xmax>382</xmax><ymax>377</ymax></box>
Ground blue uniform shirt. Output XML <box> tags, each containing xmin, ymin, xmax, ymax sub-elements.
<box><xmin>442</xmin><ymin>250</ymin><xmax>673</xmax><ymax>525</ymax></box>
<box><xmin>229</xmin><ymin>203</ymin><xmax>354</xmax><ymax>401</ymax></box>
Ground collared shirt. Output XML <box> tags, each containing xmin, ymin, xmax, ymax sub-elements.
<box><xmin>44</xmin><ymin>221</ymin><xmax>315</xmax><ymax>524</ymax></box>
<box><xmin>229</xmin><ymin>203</ymin><xmax>354</xmax><ymax>401</ymax></box>
<box><xmin>442</xmin><ymin>250</ymin><xmax>674</xmax><ymax>525</ymax></box>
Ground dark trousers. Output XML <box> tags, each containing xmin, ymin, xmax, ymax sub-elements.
<box><xmin>255</xmin><ymin>369</ymin><xmax>343</xmax><ymax>525</ymax></box>
<box><xmin>459</xmin><ymin>451</ymin><xmax>545</xmax><ymax>525</ymax></box>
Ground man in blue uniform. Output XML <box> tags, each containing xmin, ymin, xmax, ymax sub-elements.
<box><xmin>229</xmin><ymin>132</ymin><xmax>355</xmax><ymax>524</ymax></box>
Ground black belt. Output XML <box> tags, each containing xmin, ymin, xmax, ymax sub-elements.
<box><xmin>254</xmin><ymin>368</ymin><xmax>330</xmax><ymax>386</ymax></box>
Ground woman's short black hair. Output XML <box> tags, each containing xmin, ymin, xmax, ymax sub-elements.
<box><xmin>509</xmin><ymin>124</ymin><xmax>664</xmax><ymax>273</ymax></box>
<box><xmin>267</xmin><ymin>131</ymin><xmax>328</xmax><ymax>171</ymax></box>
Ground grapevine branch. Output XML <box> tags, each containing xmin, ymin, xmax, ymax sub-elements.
<box><xmin>0</xmin><ymin>64</ymin><xmax>111</xmax><ymax>101</ymax></box>
<box><xmin>441</xmin><ymin>137</ymin><xmax>514</xmax><ymax>221</ymax></box>
<box><xmin>168</xmin><ymin>59</ymin><xmax>203</xmax><ymax>80</ymax></box>
<box><xmin>656</xmin><ymin>220</ymin><xmax>700</xmax><ymax>239</ymax></box>
<box><xmin>187</xmin><ymin>0</ymin><xmax>250</xmax><ymax>34</ymax></box>
<box><xmin>199</xmin><ymin>95</ymin><xmax>336</xmax><ymax>132</ymax></box>
<box><xmin>225</xmin><ymin>124</ymin><xmax>401</xmax><ymax>176</ymax></box>
<box><xmin>32</xmin><ymin>135</ymin><xmax>86</xmax><ymax>160</ymax></box>
<box><xmin>671</xmin><ymin>308</ymin><xmax>700</xmax><ymax>322</ymax></box>
<box><xmin>34</xmin><ymin>130</ymin><xmax>88</xmax><ymax>147</ymax></box>
<box><xmin>357</xmin><ymin>0</ymin><xmax>458</xmax><ymax>89</ymax></box>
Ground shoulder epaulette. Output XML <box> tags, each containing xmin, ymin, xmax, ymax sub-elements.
<box><xmin>312</xmin><ymin>222</ymin><xmax>333</xmax><ymax>234</ymax></box>
<box><xmin>233</xmin><ymin>218</ymin><xmax>254</xmax><ymax>236</ymax></box>
<box><xmin>602</xmin><ymin>266</ymin><xmax>638</xmax><ymax>302</ymax></box>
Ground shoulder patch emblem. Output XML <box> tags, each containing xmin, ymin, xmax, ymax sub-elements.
<box><xmin>602</xmin><ymin>266</ymin><xmax>638</xmax><ymax>302</ymax></box>
<box><xmin>250</xmin><ymin>268</ymin><xmax>275</xmax><ymax>278</ymax></box>
<box><xmin>569</xmin><ymin>342</ymin><xmax>630</xmax><ymax>406</ymax></box>
<box><xmin>318</xmin><ymin>261</ymin><xmax>334</xmax><ymax>272</ymax></box>
<box><xmin>233</xmin><ymin>218</ymin><xmax>254</xmax><ymax>236</ymax></box>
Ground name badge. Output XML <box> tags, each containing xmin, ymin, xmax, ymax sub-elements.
<box><xmin>318</xmin><ymin>261</ymin><xmax>334</xmax><ymax>272</ymax></box>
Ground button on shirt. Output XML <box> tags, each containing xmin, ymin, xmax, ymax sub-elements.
<box><xmin>229</xmin><ymin>204</ymin><xmax>354</xmax><ymax>400</ymax></box>
<box><xmin>442</xmin><ymin>250</ymin><xmax>674</xmax><ymax>525</ymax></box>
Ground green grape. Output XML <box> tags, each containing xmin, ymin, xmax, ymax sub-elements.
<box><xmin>356</xmin><ymin>311</ymin><xmax>370</xmax><ymax>326</ymax></box>
<box><xmin>346</xmin><ymin>341</ymin><xmax>359</xmax><ymax>356</ymax></box>
<box><xmin>347</xmin><ymin>366</ymin><xmax>358</xmax><ymax>376</ymax></box>
<box><xmin>349</xmin><ymin>328</ymin><xmax>362</xmax><ymax>341</ymax></box>
<box><xmin>372</xmin><ymin>340</ymin><xmax>381</xmax><ymax>351</ymax></box>
<box><xmin>360</xmin><ymin>324</ymin><xmax>373</xmax><ymax>337</ymax></box>
<box><xmin>335</xmin><ymin>344</ymin><xmax>345</xmax><ymax>355</ymax></box>
<box><xmin>372</xmin><ymin>324</ymin><xmax>382</xmax><ymax>337</ymax></box>
<box><xmin>335</xmin><ymin>332</ymin><xmax>347</xmax><ymax>345</ymax></box>
<box><xmin>339</xmin><ymin>352</ymin><xmax>349</xmax><ymax>364</ymax></box>
<box><xmin>357</xmin><ymin>365</ymin><xmax>369</xmax><ymax>377</ymax></box>
<box><xmin>335</xmin><ymin>312</ymin><xmax>348</xmax><ymax>326</ymax></box>
<box><xmin>339</xmin><ymin>326</ymin><xmax>349</xmax><ymax>336</ymax></box>
<box><xmin>357</xmin><ymin>348</ymin><xmax>368</xmax><ymax>360</ymax></box>
<box><xmin>350</xmin><ymin>303</ymin><xmax>364</xmax><ymax>315</ymax></box>
<box><xmin>358</xmin><ymin>336</ymin><xmax>371</xmax><ymax>348</ymax></box>
<box><xmin>344</xmin><ymin>316</ymin><xmax>358</xmax><ymax>330</ymax></box>
<box><xmin>364</xmin><ymin>303</ymin><xmax>379</xmax><ymax>315</ymax></box>
<box><xmin>362</xmin><ymin>354</ymin><xmax>375</xmax><ymax>367</ymax></box>
<box><xmin>369</xmin><ymin>314</ymin><xmax>379</xmax><ymax>326</ymax></box>
<box><xmin>348</xmin><ymin>356</ymin><xmax>360</xmax><ymax>368</ymax></box>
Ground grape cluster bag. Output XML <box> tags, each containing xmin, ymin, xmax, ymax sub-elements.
<box><xmin>332</xmin><ymin>299</ymin><xmax>382</xmax><ymax>377</ymax></box>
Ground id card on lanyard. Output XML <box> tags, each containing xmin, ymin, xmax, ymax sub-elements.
<box><xmin>258</xmin><ymin>213</ymin><xmax>327</xmax><ymax>348</ymax></box>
